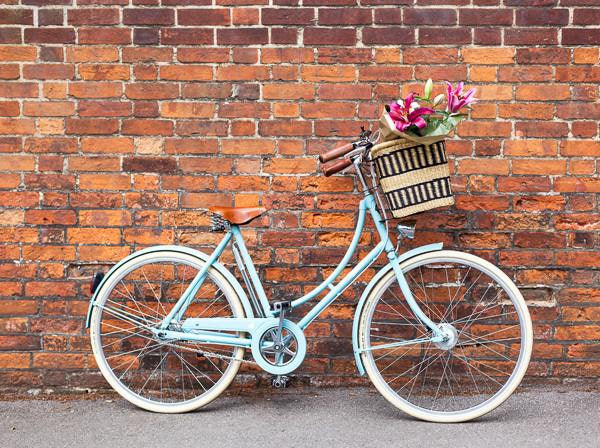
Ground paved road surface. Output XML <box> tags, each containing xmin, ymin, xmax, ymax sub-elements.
<box><xmin>1</xmin><ymin>387</ymin><xmax>598</xmax><ymax>447</ymax></box>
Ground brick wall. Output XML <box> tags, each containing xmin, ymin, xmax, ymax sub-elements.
<box><xmin>0</xmin><ymin>1</ymin><xmax>599</xmax><ymax>391</ymax></box>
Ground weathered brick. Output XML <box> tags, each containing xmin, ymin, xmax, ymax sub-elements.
<box><xmin>24</xmin><ymin>28</ymin><xmax>76</xmax><ymax>44</ymax></box>
<box><xmin>78</xmin><ymin>27</ymin><xmax>131</xmax><ymax>45</ymax></box>
<box><xmin>0</xmin><ymin>9</ymin><xmax>34</xmax><ymax>25</ymax></box>
<box><xmin>563</xmin><ymin>28</ymin><xmax>600</xmax><ymax>46</ymax></box>
<box><xmin>0</xmin><ymin>45</ymin><xmax>37</xmax><ymax>61</ymax></box>
<box><xmin>161</xmin><ymin>28</ymin><xmax>213</xmax><ymax>45</ymax></box>
<box><xmin>418</xmin><ymin>27</ymin><xmax>471</xmax><ymax>45</ymax></box>
<box><xmin>123</xmin><ymin>8</ymin><xmax>174</xmax><ymax>25</ymax></box>
<box><xmin>460</xmin><ymin>9</ymin><xmax>513</xmax><ymax>25</ymax></box>
<box><xmin>178</xmin><ymin>8</ymin><xmax>231</xmax><ymax>25</ymax></box>
<box><xmin>217</xmin><ymin>28</ymin><xmax>268</xmax><ymax>45</ymax></box>
<box><xmin>68</xmin><ymin>8</ymin><xmax>119</xmax><ymax>25</ymax></box>
<box><xmin>362</xmin><ymin>27</ymin><xmax>414</xmax><ymax>45</ymax></box>
<box><xmin>405</xmin><ymin>9</ymin><xmax>456</xmax><ymax>25</ymax></box>
<box><xmin>318</xmin><ymin>8</ymin><xmax>372</xmax><ymax>25</ymax></box>
<box><xmin>304</xmin><ymin>28</ymin><xmax>356</xmax><ymax>45</ymax></box>
<box><xmin>263</xmin><ymin>8</ymin><xmax>314</xmax><ymax>24</ymax></box>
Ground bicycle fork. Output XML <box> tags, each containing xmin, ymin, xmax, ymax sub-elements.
<box><xmin>387</xmin><ymin>250</ymin><xmax>445</xmax><ymax>343</ymax></box>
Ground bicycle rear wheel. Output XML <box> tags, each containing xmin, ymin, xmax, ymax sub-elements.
<box><xmin>89</xmin><ymin>250</ymin><xmax>245</xmax><ymax>413</ymax></box>
<box><xmin>359</xmin><ymin>250</ymin><xmax>532</xmax><ymax>422</ymax></box>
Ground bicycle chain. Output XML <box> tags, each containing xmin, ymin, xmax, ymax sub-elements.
<box><xmin>163</xmin><ymin>340</ymin><xmax>259</xmax><ymax>366</ymax></box>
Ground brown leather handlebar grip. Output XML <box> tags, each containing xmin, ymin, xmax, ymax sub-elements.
<box><xmin>323</xmin><ymin>158</ymin><xmax>352</xmax><ymax>177</ymax></box>
<box><xmin>319</xmin><ymin>142</ymin><xmax>354</xmax><ymax>163</ymax></box>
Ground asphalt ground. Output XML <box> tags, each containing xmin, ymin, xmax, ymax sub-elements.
<box><xmin>1</xmin><ymin>386</ymin><xmax>599</xmax><ymax>448</ymax></box>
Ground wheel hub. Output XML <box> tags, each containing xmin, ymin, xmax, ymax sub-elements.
<box><xmin>434</xmin><ymin>323</ymin><xmax>459</xmax><ymax>350</ymax></box>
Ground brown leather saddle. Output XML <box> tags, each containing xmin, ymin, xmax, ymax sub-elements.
<box><xmin>208</xmin><ymin>206</ymin><xmax>266</xmax><ymax>225</ymax></box>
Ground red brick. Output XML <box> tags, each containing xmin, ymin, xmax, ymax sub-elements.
<box><xmin>161</xmin><ymin>28</ymin><xmax>213</xmax><ymax>45</ymax></box>
<box><xmin>69</xmin><ymin>82</ymin><xmax>122</xmax><ymax>98</ymax></box>
<box><xmin>79</xmin><ymin>64</ymin><xmax>130</xmax><ymax>81</ymax></box>
<box><xmin>0</xmin><ymin>81</ymin><xmax>38</xmax><ymax>97</ymax></box>
<box><xmin>516</xmin><ymin>8</ymin><xmax>569</xmax><ymax>25</ymax></box>
<box><xmin>0</xmin><ymin>29</ymin><xmax>21</xmax><ymax>45</ymax></box>
<box><xmin>78</xmin><ymin>27</ymin><xmax>131</xmax><ymax>45</ymax></box>
<box><xmin>516</xmin><ymin>122</ymin><xmax>568</xmax><ymax>138</ymax></box>
<box><xmin>0</xmin><ymin>9</ymin><xmax>34</xmax><ymax>25</ymax></box>
<box><xmin>304</xmin><ymin>28</ymin><xmax>356</xmax><ymax>45</ymax></box>
<box><xmin>508</xmin><ymin>28</ymin><xmax>559</xmax><ymax>45</ymax></box>
<box><xmin>405</xmin><ymin>8</ymin><xmax>456</xmax><ymax>24</ymax></box>
<box><xmin>318</xmin><ymin>8</ymin><xmax>372</xmax><ymax>25</ymax></box>
<box><xmin>362</xmin><ymin>27</ymin><xmax>414</xmax><ymax>45</ymax></box>
<box><xmin>0</xmin><ymin>101</ymin><xmax>19</xmax><ymax>116</ymax></box>
<box><xmin>0</xmin><ymin>45</ymin><xmax>37</xmax><ymax>61</ymax></box>
<box><xmin>419</xmin><ymin>27</ymin><xmax>471</xmax><ymax>44</ymax></box>
<box><xmin>178</xmin><ymin>8</ymin><xmax>230</xmax><ymax>25</ymax></box>
<box><xmin>0</xmin><ymin>64</ymin><xmax>20</xmax><ymax>79</ymax></box>
<box><xmin>125</xmin><ymin>83</ymin><xmax>179</xmax><ymax>99</ymax></box>
<box><xmin>23</xmin><ymin>101</ymin><xmax>75</xmax><ymax>117</ymax></box>
<box><xmin>573</xmin><ymin>8</ymin><xmax>600</xmax><ymax>25</ymax></box>
<box><xmin>0</xmin><ymin>353</ymin><xmax>30</xmax><ymax>369</ymax></box>
<box><xmin>122</xmin><ymin>119</ymin><xmax>174</xmax><ymax>136</ymax></box>
<box><xmin>123</xmin><ymin>8</ymin><xmax>174</xmax><ymax>25</ymax></box>
<box><xmin>0</xmin><ymin>118</ymin><xmax>35</xmax><ymax>134</ymax></box>
<box><xmin>177</xmin><ymin>48</ymin><xmax>228</xmax><ymax>63</ymax></box>
<box><xmin>25</xmin><ymin>210</ymin><xmax>76</xmax><ymax>225</ymax></box>
<box><xmin>65</xmin><ymin>118</ymin><xmax>119</xmax><ymax>135</ymax></box>
<box><xmin>216</xmin><ymin>65</ymin><xmax>269</xmax><ymax>81</ymax></box>
<box><xmin>563</xmin><ymin>28</ymin><xmax>600</xmax><ymax>45</ymax></box>
<box><xmin>24</xmin><ymin>27</ymin><xmax>76</xmax><ymax>44</ymax></box>
<box><xmin>160</xmin><ymin>65</ymin><xmax>212</xmax><ymax>81</ymax></box>
<box><xmin>460</xmin><ymin>8</ymin><xmax>513</xmax><ymax>25</ymax></box>
<box><xmin>122</xmin><ymin>47</ymin><xmax>173</xmax><ymax>63</ymax></box>
<box><xmin>217</xmin><ymin>28</ymin><xmax>268</xmax><ymax>45</ymax></box>
<box><xmin>232</xmin><ymin>8</ymin><xmax>259</xmax><ymax>25</ymax></box>
<box><xmin>68</xmin><ymin>8</ymin><xmax>119</xmax><ymax>25</ymax></box>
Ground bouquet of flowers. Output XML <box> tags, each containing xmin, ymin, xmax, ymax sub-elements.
<box><xmin>381</xmin><ymin>79</ymin><xmax>477</xmax><ymax>142</ymax></box>
<box><xmin>371</xmin><ymin>79</ymin><xmax>476</xmax><ymax>218</ymax></box>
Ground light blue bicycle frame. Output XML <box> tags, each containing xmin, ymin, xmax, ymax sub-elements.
<box><xmin>87</xmin><ymin>181</ymin><xmax>447</xmax><ymax>374</ymax></box>
<box><xmin>146</xmin><ymin>190</ymin><xmax>445</xmax><ymax>351</ymax></box>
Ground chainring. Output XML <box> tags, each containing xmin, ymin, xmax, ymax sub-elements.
<box><xmin>250</xmin><ymin>319</ymin><xmax>306</xmax><ymax>375</ymax></box>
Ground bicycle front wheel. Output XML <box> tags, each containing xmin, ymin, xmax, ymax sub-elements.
<box><xmin>359</xmin><ymin>250</ymin><xmax>532</xmax><ymax>423</ymax></box>
<box><xmin>89</xmin><ymin>249</ymin><xmax>246</xmax><ymax>413</ymax></box>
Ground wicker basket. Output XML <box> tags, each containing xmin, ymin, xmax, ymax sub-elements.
<box><xmin>370</xmin><ymin>137</ymin><xmax>454</xmax><ymax>218</ymax></box>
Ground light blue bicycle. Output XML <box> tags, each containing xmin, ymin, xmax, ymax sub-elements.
<box><xmin>87</xmin><ymin>131</ymin><xmax>532</xmax><ymax>422</ymax></box>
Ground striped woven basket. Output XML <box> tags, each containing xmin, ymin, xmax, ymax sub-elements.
<box><xmin>370</xmin><ymin>137</ymin><xmax>454</xmax><ymax>218</ymax></box>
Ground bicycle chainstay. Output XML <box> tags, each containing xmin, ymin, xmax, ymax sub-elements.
<box><xmin>163</xmin><ymin>340</ymin><xmax>259</xmax><ymax>366</ymax></box>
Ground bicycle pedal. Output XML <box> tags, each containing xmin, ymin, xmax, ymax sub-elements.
<box><xmin>271</xmin><ymin>375</ymin><xmax>291</xmax><ymax>389</ymax></box>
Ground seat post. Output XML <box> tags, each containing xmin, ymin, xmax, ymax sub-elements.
<box><xmin>230</xmin><ymin>225</ymin><xmax>272</xmax><ymax>316</ymax></box>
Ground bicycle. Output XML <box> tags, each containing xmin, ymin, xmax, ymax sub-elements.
<box><xmin>86</xmin><ymin>130</ymin><xmax>533</xmax><ymax>423</ymax></box>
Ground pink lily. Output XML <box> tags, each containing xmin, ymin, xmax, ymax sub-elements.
<box><xmin>388</xmin><ymin>93</ymin><xmax>434</xmax><ymax>132</ymax></box>
<box><xmin>446</xmin><ymin>81</ymin><xmax>477</xmax><ymax>113</ymax></box>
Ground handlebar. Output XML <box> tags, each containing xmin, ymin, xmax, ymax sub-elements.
<box><xmin>319</xmin><ymin>142</ymin><xmax>354</xmax><ymax>163</ymax></box>
<box><xmin>323</xmin><ymin>158</ymin><xmax>353</xmax><ymax>177</ymax></box>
